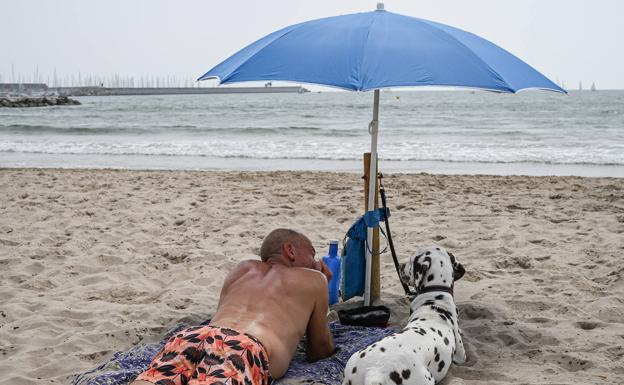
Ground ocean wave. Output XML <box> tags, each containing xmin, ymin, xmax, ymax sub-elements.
<box><xmin>1</xmin><ymin>141</ymin><xmax>622</xmax><ymax>166</ymax></box>
<box><xmin>1</xmin><ymin>123</ymin><xmax>582</xmax><ymax>139</ymax></box>
<box><xmin>0</xmin><ymin>124</ymin><xmax>361</xmax><ymax>136</ymax></box>
<box><xmin>1</xmin><ymin>147</ymin><xmax>622</xmax><ymax>166</ymax></box>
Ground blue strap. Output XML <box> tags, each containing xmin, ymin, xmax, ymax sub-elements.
<box><xmin>363</xmin><ymin>207</ymin><xmax>390</xmax><ymax>227</ymax></box>
<box><xmin>345</xmin><ymin>208</ymin><xmax>391</xmax><ymax>241</ymax></box>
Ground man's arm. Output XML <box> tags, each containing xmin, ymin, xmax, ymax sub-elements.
<box><xmin>304</xmin><ymin>273</ymin><xmax>335</xmax><ymax>362</ymax></box>
<box><xmin>313</xmin><ymin>259</ymin><xmax>333</xmax><ymax>282</ymax></box>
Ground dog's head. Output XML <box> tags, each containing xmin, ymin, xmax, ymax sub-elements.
<box><xmin>399</xmin><ymin>246</ymin><xmax>465</xmax><ymax>292</ymax></box>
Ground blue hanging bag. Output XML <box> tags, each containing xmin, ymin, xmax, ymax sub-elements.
<box><xmin>340</xmin><ymin>208</ymin><xmax>388</xmax><ymax>301</ymax></box>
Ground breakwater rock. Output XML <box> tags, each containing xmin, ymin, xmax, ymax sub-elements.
<box><xmin>0</xmin><ymin>96</ymin><xmax>81</xmax><ymax>108</ymax></box>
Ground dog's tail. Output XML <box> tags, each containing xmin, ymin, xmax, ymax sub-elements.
<box><xmin>363</xmin><ymin>369</ymin><xmax>386</xmax><ymax>385</ymax></box>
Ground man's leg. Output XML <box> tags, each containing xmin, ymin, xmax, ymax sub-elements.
<box><xmin>132</xmin><ymin>326</ymin><xmax>207</xmax><ymax>385</ymax></box>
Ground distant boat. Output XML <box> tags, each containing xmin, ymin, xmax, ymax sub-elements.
<box><xmin>590</xmin><ymin>82</ymin><xmax>596</xmax><ymax>92</ymax></box>
<box><xmin>579</xmin><ymin>81</ymin><xmax>583</xmax><ymax>91</ymax></box>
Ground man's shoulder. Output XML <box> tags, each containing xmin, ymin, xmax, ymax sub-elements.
<box><xmin>285</xmin><ymin>267</ymin><xmax>327</xmax><ymax>290</ymax></box>
<box><xmin>236</xmin><ymin>259</ymin><xmax>263</xmax><ymax>269</ymax></box>
<box><xmin>294</xmin><ymin>267</ymin><xmax>326</xmax><ymax>279</ymax></box>
<box><xmin>226</xmin><ymin>260</ymin><xmax>263</xmax><ymax>278</ymax></box>
<box><xmin>232</xmin><ymin>261</ymin><xmax>326</xmax><ymax>288</ymax></box>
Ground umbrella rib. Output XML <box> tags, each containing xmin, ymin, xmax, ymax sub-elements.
<box><xmin>418</xmin><ymin>19</ymin><xmax>515</xmax><ymax>93</ymax></box>
<box><xmin>356</xmin><ymin>14</ymin><xmax>379</xmax><ymax>91</ymax></box>
<box><xmin>217</xmin><ymin>24</ymin><xmax>306</xmax><ymax>84</ymax></box>
<box><xmin>226</xmin><ymin>77</ymin><xmax>358</xmax><ymax>91</ymax></box>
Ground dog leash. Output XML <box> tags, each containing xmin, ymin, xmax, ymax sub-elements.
<box><xmin>378</xmin><ymin>173</ymin><xmax>417</xmax><ymax>297</ymax></box>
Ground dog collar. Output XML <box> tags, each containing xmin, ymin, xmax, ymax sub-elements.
<box><xmin>417</xmin><ymin>285</ymin><xmax>454</xmax><ymax>296</ymax></box>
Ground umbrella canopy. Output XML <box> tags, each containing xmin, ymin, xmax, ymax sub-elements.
<box><xmin>197</xmin><ymin>4</ymin><xmax>565</xmax><ymax>305</ymax></box>
<box><xmin>198</xmin><ymin>6</ymin><xmax>565</xmax><ymax>93</ymax></box>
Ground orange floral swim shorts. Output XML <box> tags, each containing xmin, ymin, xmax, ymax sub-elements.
<box><xmin>135</xmin><ymin>325</ymin><xmax>272</xmax><ymax>385</ymax></box>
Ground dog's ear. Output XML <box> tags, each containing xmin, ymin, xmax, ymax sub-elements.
<box><xmin>399</xmin><ymin>259</ymin><xmax>418</xmax><ymax>288</ymax></box>
<box><xmin>398</xmin><ymin>261</ymin><xmax>408</xmax><ymax>284</ymax></box>
<box><xmin>403</xmin><ymin>254</ymin><xmax>425</xmax><ymax>289</ymax></box>
<box><xmin>447</xmin><ymin>251</ymin><xmax>465</xmax><ymax>281</ymax></box>
<box><xmin>453</xmin><ymin>261</ymin><xmax>465</xmax><ymax>281</ymax></box>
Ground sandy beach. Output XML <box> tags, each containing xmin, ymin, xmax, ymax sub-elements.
<box><xmin>0</xmin><ymin>168</ymin><xmax>623</xmax><ymax>385</ymax></box>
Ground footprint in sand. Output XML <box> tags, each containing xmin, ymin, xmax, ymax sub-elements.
<box><xmin>495</xmin><ymin>332</ymin><xmax>521</xmax><ymax>347</ymax></box>
<box><xmin>528</xmin><ymin>239</ymin><xmax>556</xmax><ymax>247</ymax></box>
<box><xmin>159</xmin><ymin>250</ymin><xmax>188</xmax><ymax>264</ymax></box>
<box><xmin>23</xmin><ymin>262</ymin><xmax>45</xmax><ymax>275</ymax></box>
<box><xmin>574</xmin><ymin>321</ymin><xmax>604</xmax><ymax>330</ymax></box>
<box><xmin>459</xmin><ymin>303</ymin><xmax>496</xmax><ymax>320</ymax></box>
<box><xmin>77</xmin><ymin>350</ymin><xmax>112</xmax><ymax>361</ymax></box>
<box><xmin>542</xmin><ymin>353</ymin><xmax>593</xmax><ymax>372</ymax></box>
<box><xmin>97</xmin><ymin>254</ymin><xmax>125</xmax><ymax>265</ymax></box>
<box><xmin>166</xmin><ymin>297</ymin><xmax>192</xmax><ymax>310</ymax></box>
<box><xmin>494</xmin><ymin>255</ymin><xmax>533</xmax><ymax>269</ymax></box>
<box><xmin>0</xmin><ymin>238</ymin><xmax>20</xmax><ymax>246</ymax></box>
<box><xmin>525</xmin><ymin>316</ymin><xmax>555</xmax><ymax>325</ymax></box>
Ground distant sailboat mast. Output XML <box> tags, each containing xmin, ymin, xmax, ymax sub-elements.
<box><xmin>579</xmin><ymin>81</ymin><xmax>583</xmax><ymax>91</ymax></box>
<box><xmin>590</xmin><ymin>82</ymin><xmax>596</xmax><ymax>92</ymax></box>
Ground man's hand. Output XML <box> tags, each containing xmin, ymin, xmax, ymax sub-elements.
<box><xmin>313</xmin><ymin>260</ymin><xmax>333</xmax><ymax>282</ymax></box>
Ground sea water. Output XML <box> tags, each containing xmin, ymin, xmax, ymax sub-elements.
<box><xmin>1</xmin><ymin>90</ymin><xmax>623</xmax><ymax>177</ymax></box>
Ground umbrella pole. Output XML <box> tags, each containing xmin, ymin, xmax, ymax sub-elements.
<box><xmin>364</xmin><ymin>89</ymin><xmax>380</xmax><ymax>306</ymax></box>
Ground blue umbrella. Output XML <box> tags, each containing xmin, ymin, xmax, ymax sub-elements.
<box><xmin>198</xmin><ymin>3</ymin><xmax>565</xmax><ymax>304</ymax></box>
<box><xmin>199</xmin><ymin>4</ymin><xmax>564</xmax><ymax>93</ymax></box>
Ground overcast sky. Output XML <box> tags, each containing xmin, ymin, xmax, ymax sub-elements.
<box><xmin>2</xmin><ymin>0</ymin><xmax>623</xmax><ymax>89</ymax></box>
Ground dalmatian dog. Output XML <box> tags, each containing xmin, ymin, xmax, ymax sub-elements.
<box><xmin>342</xmin><ymin>246</ymin><xmax>466</xmax><ymax>385</ymax></box>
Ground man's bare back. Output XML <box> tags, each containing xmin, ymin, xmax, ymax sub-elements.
<box><xmin>211</xmin><ymin>259</ymin><xmax>333</xmax><ymax>377</ymax></box>
<box><xmin>132</xmin><ymin>229</ymin><xmax>334</xmax><ymax>385</ymax></box>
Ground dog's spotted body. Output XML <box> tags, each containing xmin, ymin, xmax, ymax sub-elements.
<box><xmin>342</xmin><ymin>246</ymin><xmax>466</xmax><ymax>385</ymax></box>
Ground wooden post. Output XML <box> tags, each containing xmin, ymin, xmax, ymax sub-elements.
<box><xmin>363</xmin><ymin>152</ymin><xmax>380</xmax><ymax>304</ymax></box>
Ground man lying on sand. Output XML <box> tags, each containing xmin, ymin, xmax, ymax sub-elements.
<box><xmin>132</xmin><ymin>228</ymin><xmax>335</xmax><ymax>385</ymax></box>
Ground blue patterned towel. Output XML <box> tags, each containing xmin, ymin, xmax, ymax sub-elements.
<box><xmin>72</xmin><ymin>322</ymin><xmax>395</xmax><ymax>385</ymax></box>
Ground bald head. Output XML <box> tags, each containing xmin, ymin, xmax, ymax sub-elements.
<box><xmin>260</xmin><ymin>228</ymin><xmax>306</xmax><ymax>262</ymax></box>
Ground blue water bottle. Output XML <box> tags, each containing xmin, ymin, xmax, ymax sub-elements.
<box><xmin>323</xmin><ymin>240</ymin><xmax>341</xmax><ymax>305</ymax></box>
